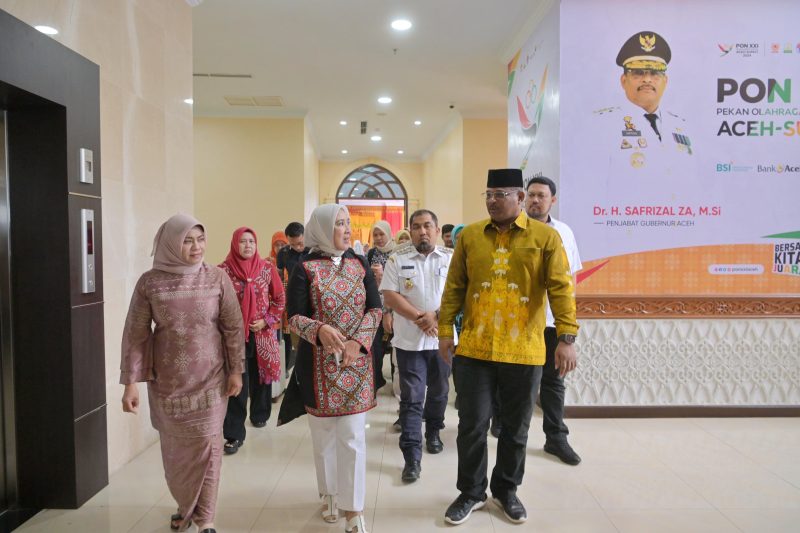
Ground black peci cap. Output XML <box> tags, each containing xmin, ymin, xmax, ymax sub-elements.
<box><xmin>487</xmin><ymin>169</ymin><xmax>523</xmax><ymax>188</ymax></box>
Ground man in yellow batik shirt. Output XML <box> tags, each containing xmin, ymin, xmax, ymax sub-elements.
<box><xmin>438</xmin><ymin>168</ymin><xmax>579</xmax><ymax>526</ymax></box>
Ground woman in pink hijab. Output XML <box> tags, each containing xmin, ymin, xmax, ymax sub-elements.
<box><xmin>120</xmin><ymin>214</ymin><xmax>244</xmax><ymax>533</ymax></box>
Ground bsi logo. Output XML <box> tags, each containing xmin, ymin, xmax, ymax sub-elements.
<box><xmin>715</xmin><ymin>162</ymin><xmax>753</xmax><ymax>173</ymax></box>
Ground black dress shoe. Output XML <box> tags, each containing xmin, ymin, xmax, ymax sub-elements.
<box><xmin>544</xmin><ymin>439</ymin><xmax>582</xmax><ymax>465</ymax></box>
<box><xmin>198</xmin><ymin>529</ymin><xmax>217</xmax><ymax>533</ymax></box>
<box><xmin>251</xmin><ymin>420</ymin><xmax>267</xmax><ymax>428</ymax></box>
<box><xmin>401</xmin><ymin>460</ymin><xmax>421</xmax><ymax>483</ymax></box>
<box><xmin>425</xmin><ymin>431</ymin><xmax>444</xmax><ymax>454</ymax></box>
<box><xmin>492</xmin><ymin>492</ymin><xmax>527</xmax><ymax>523</ymax></box>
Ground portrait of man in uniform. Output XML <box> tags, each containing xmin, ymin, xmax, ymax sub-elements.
<box><xmin>595</xmin><ymin>31</ymin><xmax>694</xmax><ymax>173</ymax></box>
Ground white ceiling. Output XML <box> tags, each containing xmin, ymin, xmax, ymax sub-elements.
<box><xmin>192</xmin><ymin>0</ymin><xmax>547</xmax><ymax>162</ymax></box>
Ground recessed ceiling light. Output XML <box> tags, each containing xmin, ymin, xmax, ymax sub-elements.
<box><xmin>413</xmin><ymin>120</ymin><xmax>422</xmax><ymax>126</ymax></box>
<box><xmin>370</xmin><ymin>135</ymin><xmax>382</xmax><ymax>142</ymax></box>
<box><xmin>377</xmin><ymin>96</ymin><xmax>392</xmax><ymax>104</ymax></box>
<box><xmin>34</xmin><ymin>25</ymin><xmax>58</xmax><ymax>35</ymax></box>
<box><xmin>183</xmin><ymin>98</ymin><xmax>194</xmax><ymax>105</ymax></box>
<box><xmin>339</xmin><ymin>120</ymin><xmax>347</xmax><ymax>126</ymax></box>
<box><xmin>341</xmin><ymin>149</ymin><xmax>349</xmax><ymax>154</ymax></box>
<box><xmin>391</xmin><ymin>19</ymin><xmax>412</xmax><ymax>31</ymax></box>
<box><xmin>396</xmin><ymin>150</ymin><xmax>404</xmax><ymax>155</ymax></box>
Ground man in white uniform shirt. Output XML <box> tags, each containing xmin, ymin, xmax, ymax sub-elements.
<box><xmin>380</xmin><ymin>209</ymin><xmax>454</xmax><ymax>483</ymax></box>
<box><xmin>525</xmin><ymin>177</ymin><xmax>583</xmax><ymax>465</ymax></box>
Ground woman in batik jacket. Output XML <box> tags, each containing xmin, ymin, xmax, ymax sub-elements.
<box><xmin>284</xmin><ymin>204</ymin><xmax>381</xmax><ymax>533</ymax></box>
<box><xmin>120</xmin><ymin>214</ymin><xmax>244</xmax><ymax>533</ymax></box>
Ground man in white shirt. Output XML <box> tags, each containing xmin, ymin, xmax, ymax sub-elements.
<box><xmin>380</xmin><ymin>209</ymin><xmax>454</xmax><ymax>483</ymax></box>
<box><xmin>525</xmin><ymin>176</ymin><xmax>583</xmax><ymax>465</ymax></box>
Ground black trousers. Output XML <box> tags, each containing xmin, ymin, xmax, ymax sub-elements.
<box><xmin>396</xmin><ymin>348</ymin><xmax>451</xmax><ymax>462</ymax></box>
<box><xmin>491</xmin><ymin>328</ymin><xmax>568</xmax><ymax>440</ymax></box>
<box><xmin>223</xmin><ymin>333</ymin><xmax>272</xmax><ymax>442</ymax></box>
<box><xmin>454</xmin><ymin>355</ymin><xmax>542</xmax><ymax>499</ymax></box>
<box><xmin>283</xmin><ymin>330</ymin><xmax>296</xmax><ymax>374</ymax></box>
<box><xmin>372</xmin><ymin>324</ymin><xmax>387</xmax><ymax>392</ymax></box>
<box><xmin>540</xmin><ymin>327</ymin><xmax>569</xmax><ymax>440</ymax></box>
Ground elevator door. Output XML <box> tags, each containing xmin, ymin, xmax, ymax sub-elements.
<box><xmin>0</xmin><ymin>110</ymin><xmax>10</xmax><ymax>515</ymax></box>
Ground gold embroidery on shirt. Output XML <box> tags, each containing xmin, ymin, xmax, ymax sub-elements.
<box><xmin>461</xmin><ymin>234</ymin><xmax>535</xmax><ymax>360</ymax></box>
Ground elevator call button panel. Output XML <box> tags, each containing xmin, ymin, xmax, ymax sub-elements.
<box><xmin>80</xmin><ymin>208</ymin><xmax>95</xmax><ymax>293</ymax></box>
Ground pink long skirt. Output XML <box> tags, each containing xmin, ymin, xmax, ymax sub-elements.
<box><xmin>159</xmin><ymin>432</ymin><xmax>223</xmax><ymax>531</ymax></box>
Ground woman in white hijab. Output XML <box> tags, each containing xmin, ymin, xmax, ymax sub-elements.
<box><xmin>278</xmin><ymin>204</ymin><xmax>382</xmax><ymax>533</ymax></box>
<box><xmin>365</xmin><ymin>220</ymin><xmax>397</xmax><ymax>393</ymax></box>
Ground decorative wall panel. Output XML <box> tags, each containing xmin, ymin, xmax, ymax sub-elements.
<box><xmin>569</xmin><ymin>319</ymin><xmax>800</xmax><ymax>406</ymax></box>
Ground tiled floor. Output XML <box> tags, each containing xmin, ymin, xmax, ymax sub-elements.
<box><xmin>16</xmin><ymin>386</ymin><xmax>800</xmax><ymax>532</ymax></box>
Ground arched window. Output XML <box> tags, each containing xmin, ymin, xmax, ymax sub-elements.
<box><xmin>336</xmin><ymin>165</ymin><xmax>408</xmax><ymax>244</ymax></box>
<box><xmin>336</xmin><ymin>165</ymin><xmax>407</xmax><ymax>201</ymax></box>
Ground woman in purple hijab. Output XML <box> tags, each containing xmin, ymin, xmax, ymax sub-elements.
<box><xmin>120</xmin><ymin>214</ymin><xmax>244</xmax><ymax>533</ymax></box>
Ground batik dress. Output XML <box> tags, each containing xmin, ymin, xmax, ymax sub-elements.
<box><xmin>120</xmin><ymin>264</ymin><xmax>244</xmax><ymax>530</ymax></box>
<box><xmin>287</xmin><ymin>250</ymin><xmax>382</xmax><ymax>417</ymax></box>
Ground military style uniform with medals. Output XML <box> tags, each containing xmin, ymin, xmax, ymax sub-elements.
<box><xmin>595</xmin><ymin>103</ymin><xmax>693</xmax><ymax>175</ymax></box>
<box><xmin>595</xmin><ymin>31</ymin><xmax>695</xmax><ymax>179</ymax></box>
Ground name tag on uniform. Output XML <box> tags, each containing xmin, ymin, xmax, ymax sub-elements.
<box><xmin>401</xmin><ymin>265</ymin><xmax>414</xmax><ymax>270</ymax></box>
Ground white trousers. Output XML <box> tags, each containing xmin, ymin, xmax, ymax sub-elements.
<box><xmin>307</xmin><ymin>412</ymin><xmax>367</xmax><ymax>512</ymax></box>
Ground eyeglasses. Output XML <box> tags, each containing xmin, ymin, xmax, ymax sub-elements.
<box><xmin>481</xmin><ymin>191</ymin><xmax>517</xmax><ymax>200</ymax></box>
<box><xmin>624</xmin><ymin>68</ymin><xmax>666</xmax><ymax>80</ymax></box>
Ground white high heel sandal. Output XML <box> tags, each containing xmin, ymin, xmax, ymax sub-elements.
<box><xmin>321</xmin><ymin>494</ymin><xmax>338</xmax><ymax>523</ymax></box>
<box><xmin>344</xmin><ymin>514</ymin><xmax>368</xmax><ymax>533</ymax></box>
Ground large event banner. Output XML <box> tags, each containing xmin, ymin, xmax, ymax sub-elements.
<box><xmin>558</xmin><ymin>0</ymin><xmax>800</xmax><ymax>296</ymax></box>
<box><xmin>508</xmin><ymin>4</ymin><xmax>560</xmax><ymax>186</ymax></box>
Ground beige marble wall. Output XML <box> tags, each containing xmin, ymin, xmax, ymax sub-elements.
<box><xmin>0</xmin><ymin>0</ymin><xmax>194</xmax><ymax>473</ymax></box>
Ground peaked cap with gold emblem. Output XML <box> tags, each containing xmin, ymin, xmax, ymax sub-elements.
<box><xmin>615</xmin><ymin>31</ymin><xmax>671</xmax><ymax>71</ymax></box>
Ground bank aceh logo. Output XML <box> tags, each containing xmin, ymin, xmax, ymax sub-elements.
<box><xmin>718</xmin><ymin>43</ymin><xmax>733</xmax><ymax>56</ymax></box>
<box><xmin>756</xmin><ymin>163</ymin><xmax>800</xmax><ymax>173</ymax></box>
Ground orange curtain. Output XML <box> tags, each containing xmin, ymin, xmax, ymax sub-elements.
<box><xmin>346</xmin><ymin>205</ymin><xmax>406</xmax><ymax>245</ymax></box>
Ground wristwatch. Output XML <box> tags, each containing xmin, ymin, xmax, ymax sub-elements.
<box><xmin>557</xmin><ymin>334</ymin><xmax>576</xmax><ymax>345</ymax></box>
